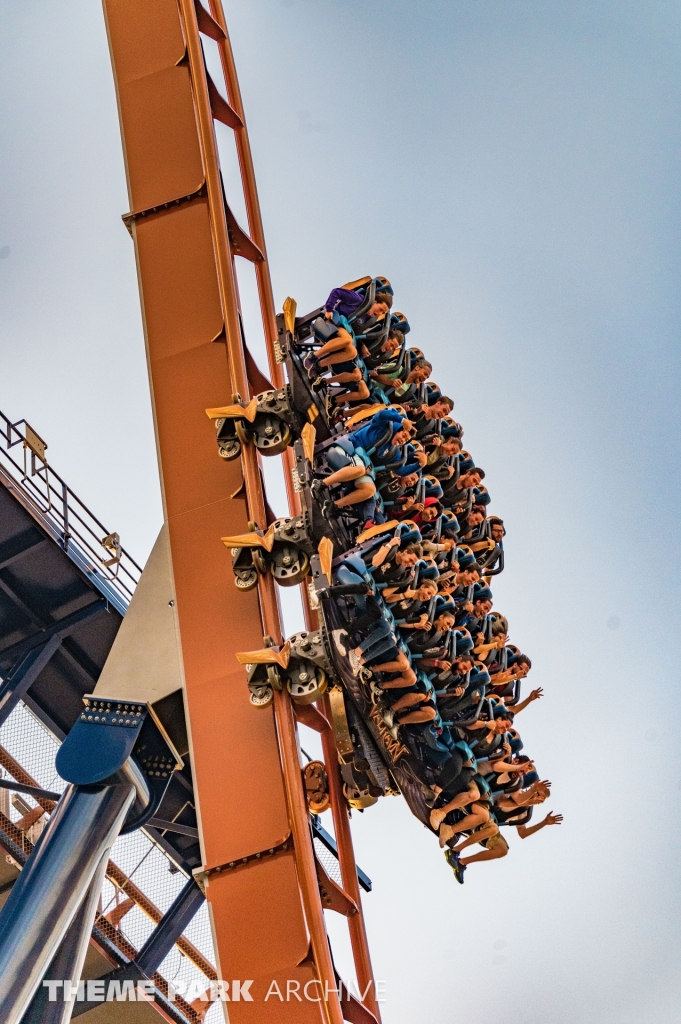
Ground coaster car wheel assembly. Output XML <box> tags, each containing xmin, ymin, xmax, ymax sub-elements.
<box><xmin>223</xmin><ymin>515</ymin><xmax>316</xmax><ymax>591</ymax></box>
<box><xmin>284</xmin><ymin>629</ymin><xmax>333</xmax><ymax>703</ymax></box>
<box><xmin>213</xmin><ymin>417</ymin><xmax>242</xmax><ymax>462</ymax></box>
<box><xmin>271</xmin><ymin>546</ymin><xmax>310</xmax><ymax>587</ymax></box>
<box><xmin>239</xmin><ymin>650</ymin><xmax>288</xmax><ymax>710</ymax></box>
<box><xmin>287</xmin><ymin>662</ymin><xmax>326</xmax><ymax>702</ymax></box>
<box><xmin>303</xmin><ymin>760</ymin><xmax>330</xmax><ymax>814</ymax></box>
<box><xmin>234</xmin><ymin>418</ymin><xmax>251</xmax><ymax>449</ymax></box>
<box><xmin>232</xmin><ymin>546</ymin><xmax>259</xmax><ymax>592</ymax></box>
<box><xmin>206</xmin><ymin>387</ymin><xmax>302</xmax><ymax>461</ymax></box>
<box><xmin>249</xmin><ymin>682</ymin><xmax>274</xmax><ymax>709</ymax></box>
<box><xmin>247</xmin><ymin>661</ymin><xmax>284</xmax><ymax>708</ymax></box>
<box><xmin>237</xmin><ymin>629</ymin><xmax>334</xmax><ymax>709</ymax></box>
<box><xmin>253</xmin><ymin>412</ymin><xmax>292</xmax><ymax>456</ymax></box>
<box><xmin>251</xmin><ymin>546</ymin><xmax>268</xmax><ymax>575</ymax></box>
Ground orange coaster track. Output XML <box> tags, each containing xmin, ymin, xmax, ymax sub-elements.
<box><xmin>103</xmin><ymin>1</ymin><xmax>379</xmax><ymax>1021</ymax></box>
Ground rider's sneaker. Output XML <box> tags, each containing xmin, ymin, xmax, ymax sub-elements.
<box><xmin>332</xmin><ymin>629</ymin><xmax>348</xmax><ymax>656</ymax></box>
<box><xmin>445</xmin><ymin>849</ymin><xmax>466</xmax><ymax>884</ymax></box>
<box><xmin>348</xmin><ymin>649</ymin><xmax>363</xmax><ymax>676</ymax></box>
<box><xmin>303</xmin><ymin>354</ymin><xmax>321</xmax><ymax>378</ymax></box>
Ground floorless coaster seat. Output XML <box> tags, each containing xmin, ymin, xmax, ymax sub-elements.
<box><xmin>235</xmin><ymin>618</ymin><xmax>404</xmax><ymax>812</ymax></box>
<box><xmin>318</xmin><ymin>594</ymin><xmax>439</xmax><ymax>830</ymax></box>
<box><xmin>222</xmin><ymin>438</ymin><xmax>371</xmax><ymax>593</ymax></box>
<box><xmin>206</xmin><ymin>292</ymin><xmax>403</xmax><ymax>473</ymax></box>
<box><xmin>233</xmin><ymin>552</ymin><xmax>445</xmax><ymax>829</ymax></box>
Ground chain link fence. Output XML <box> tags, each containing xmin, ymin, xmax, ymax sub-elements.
<box><xmin>0</xmin><ymin>701</ymin><xmax>223</xmax><ymax>1022</ymax></box>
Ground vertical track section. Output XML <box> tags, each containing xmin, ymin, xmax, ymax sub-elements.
<box><xmin>102</xmin><ymin>0</ymin><xmax>340</xmax><ymax>1020</ymax></box>
<box><xmin>202</xmin><ymin>3</ymin><xmax>381</xmax><ymax>1017</ymax></box>
<box><xmin>204</xmin><ymin>0</ymin><xmax>301</xmax><ymax>517</ymax></box>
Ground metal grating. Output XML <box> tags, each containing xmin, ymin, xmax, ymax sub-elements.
<box><xmin>0</xmin><ymin>700</ymin><xmax>223</xmax><ymax>1021</ymax></box>
<box><xmin>314</xmin><ymin>836</ymin><xmax>343</xmax><ymax>887</ymax></box>
<box><xmin>0</xmin><ymin>702</ymin><xmax>64</xmax><ymax>800</ymax></box>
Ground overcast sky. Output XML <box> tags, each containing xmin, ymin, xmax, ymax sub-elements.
<box><xmin>1</xmin><ymin>1</ymin><xmax>680</xmax><ymax>1022</ymax></box>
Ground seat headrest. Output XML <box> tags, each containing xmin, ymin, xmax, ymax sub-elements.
<box><xmin>454</xmin><ymin>632</ymin><xmax>475</xmax><ymax>655</ymax></box>
<box><xmin>373</xmin><ymin>276</ymin><xmax>393</xmax><ymax>295</ymax></box>
<box><xmin>395</xmin><ymin>521</ymin><xmax>421</xmax><ymax>545</ymax></box>
<box><xmin>440</xmin><ymin>417</ymin><xmax>463</xmax><ymax>438</ymax></box>
<box><xmin>391</xmin><ymin>311</ymin><xmax>411</xmax><ymax>334</ymax></box>
<box><xmin>434</xmin><ymin>595</ymin><xmax>456</xmax><ymax>616</ymax></box>
<box><xmin>417</xmin><ymin>560</ymin><xmax>440</xmax><ymax>582</ymax></box>
<box><xmin>423</xmin><ymin>477</ymin><xmax>444</xmax><ymax>499</ymax></box>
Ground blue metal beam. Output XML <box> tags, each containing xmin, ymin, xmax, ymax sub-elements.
<box><xmin>0</xmin><ymin>600</ymin><xmax>108</xmax><ymax>665</ymax></box>
<box><xmin>0</xmin><ymin>635</ymin><xmax>63</xmax><ymax>728</ymax></box>
<box><xmin>20</xmin><ymin>853</ymin><xmax>110</xmax><ymax>1024</ymax></box>
<box><xmin>312</xmin><ymin>816</ymin><xmax>372</xmax><ymax>892</ymax></box>
<box><xmin>70</xmin><ymin>877</ymin><xmax>205</xmax><ymax>1020</ymax></box>
<box><xmin>135</xmin><ymin>878</ymin><xmax>205</xmax><ymax>977</ymax></box>
<box><xmin>146</xmin><ymin>817</ymin><xmax>199</xmax><ymax>838</ymax></box>
<box><xmin>0</xmin><ymin>779</ymin><xmax>61</xmax><ymax>803</ymax></box>
<box><xmin>0</xmin><ymin>535</ymin><xmax>49</xmax><ymax>573</ymax></box>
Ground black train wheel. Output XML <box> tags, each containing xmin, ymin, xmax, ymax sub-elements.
<box><xmin>287</xmin><ymin>666</ymin><xmax>327</xmax><ymax>705</ymax></box>
<box><xmin>234</xmin><ymin>419</ymin><xmax>251</xmax><ymax>447</ymax></box>
<box><xmin>218</xmin><ymin>438</ymin><xmax>241</xmax><ymax>461</ymax></box>
<box><xmin>270</xmin><ymin>548</ymin><xmax>310</xmax><ymax>587</ymax></box>
<box><xmin>254</xmin><ymin>419</ymin><xmax>292</xmax><ymax>456</ymax></box>
<box><xmin>252</xmin><ymin>547</ymin><xmax>268</xmax><ymax>575</ymax></box>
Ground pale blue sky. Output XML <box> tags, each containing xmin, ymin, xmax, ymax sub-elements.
<box><xmin>1</xmin><ymin>2</ymin><xmax>680</xmax><ymax>1022</ymax></box>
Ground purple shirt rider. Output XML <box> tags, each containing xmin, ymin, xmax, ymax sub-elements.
<box><xmin>324</xmin><ymin>287</ymin><xmax>365</xmax><ymax>320</ymax></box>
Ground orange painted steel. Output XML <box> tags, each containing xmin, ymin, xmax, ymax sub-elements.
<box><xmin>174</xmin><ymin>3</ymin><xmax>343</xmax><ymax>1021</ymax></box>
<box><xmin>206</xmin><ymin>0</ymin><xmax>380</xmax><ymax>1012</ymax></box>
<box><xmin>103</xmin><ymin>0</ymin><xmax>378</xmax><ymax>1018</ymax></box>
<box><xmin>205</xmin><ymin>0</ymin><xmax>282</xmax><ymax>391</ymax></box>
<box><xmin>320</xmin><ymin>704</ymin><xmax>381</xmax><ymax>1022</ymax></box>
<box><xmin>205</xmin><ymin>0</ymin><xmax>307</xmax><ymax>532</ymax></box>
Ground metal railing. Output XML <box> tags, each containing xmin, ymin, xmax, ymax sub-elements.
<box><xmin>0</xmin><ymin>410</ymin><xmax>142</xmax><ymax>613</ymax></box>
